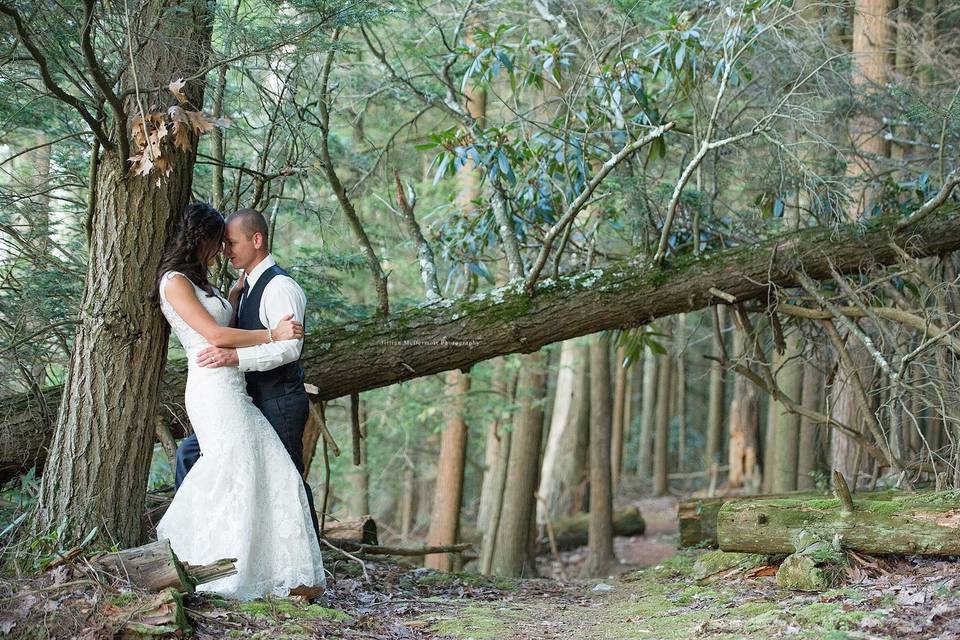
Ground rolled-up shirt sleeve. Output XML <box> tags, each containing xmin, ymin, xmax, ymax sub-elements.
<box><xmin>236</xmin><ymin>275</ymin><xmax>307</xmax><ymax>372</ymax></box>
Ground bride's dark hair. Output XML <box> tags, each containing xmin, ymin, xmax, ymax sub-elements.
<box><xmin>152</xmin><ymin>202</ymin><xmax>225</xmax><ymax>302</ymax></box>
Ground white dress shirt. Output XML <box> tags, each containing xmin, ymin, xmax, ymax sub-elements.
<box><xmin>235</xmin><ymin>254</ymin><xmax>307</xmax><ymax>373</ymax></box>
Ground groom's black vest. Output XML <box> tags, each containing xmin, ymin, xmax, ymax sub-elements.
<box><xmin>234</xmin><ymin>264</ymin><xmax>306</xmax><ymax>402</ymax></box>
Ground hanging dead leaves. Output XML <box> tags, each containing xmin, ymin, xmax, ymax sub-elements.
<box><xmin>127</xmin><ymin>77</ymin><xmax>230</xmax><ymax>185</ymax></box>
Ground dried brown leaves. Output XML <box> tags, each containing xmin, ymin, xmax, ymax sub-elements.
<box><xmin>127</xmin><ymin>80</ymin><xmax>231</xmax><ymax>184</ymax></box>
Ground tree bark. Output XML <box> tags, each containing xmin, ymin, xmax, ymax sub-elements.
<box><xmin>491</xmin><ymin>351</ymin><xmax>547</xmax><ymax>577</ymax></box>
<box><xmin>34</xmin><ymin>0</ymin><xmax>213</xmax><ymax>546</ymax></box>
<box><xmin>425</xmin><ymin>369</ymin><xmax>470</xmax><ymax>571</ymax></box>
<box><xmin>586</xmin><ymin>333</ymin><xmax>615</xmax><ymax>575</ymax></box>
<box><xmin>7</xmin><ymin>211</ymin><xmax>960</xmax><ymax>483</ymax></box>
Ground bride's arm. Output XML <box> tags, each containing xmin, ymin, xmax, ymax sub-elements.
<box><xmin>163</xmin><ymin>274</ymin><xmax>298</xmax><ymax>348</ymax></box>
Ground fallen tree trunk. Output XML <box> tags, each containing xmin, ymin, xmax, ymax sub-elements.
<box><xmin>540</xmin><ymin>506</ymin><xmax>646</xmax><ymax>552</ymax></box>
<box><xmin>678</xmin><ymin>490</ymin><xmax>892</xmax><ymax>547</ymax></box>
<box><xmin>717</xmin><ymin>493</ymin><xmax>960</xmax><ymax>555</ymax></box>
<box><xmin>4</xmin><ymin>209</ymin><xmax>960</xmax><ymax>481</ymax></box>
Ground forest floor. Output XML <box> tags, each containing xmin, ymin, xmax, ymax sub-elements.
<box><xmin>5</xmin><ymin>497</ymin><xmax>960</xmax><ymax>638</ymax></box>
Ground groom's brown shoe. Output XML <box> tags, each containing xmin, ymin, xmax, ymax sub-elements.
<box><xmin>289</xmin><ymin>584</ymin><xmax>326</xmax><ymax>599</ymax></box>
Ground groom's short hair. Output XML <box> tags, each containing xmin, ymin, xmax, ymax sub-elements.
<box><xmin>228</xmin><ymin>208</ymin><xmax>269</xmax><ymax>246</ymax></box>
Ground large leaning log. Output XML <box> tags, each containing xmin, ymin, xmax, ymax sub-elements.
<box><xmin>4</xmin><ymin>209</ymin><xmax>960</xmax><ymax>481</ymax></box>
<box><xmin>717</xmin><ymin>493</ymin><xmax>960</xmax><ymax>555</ymax></box>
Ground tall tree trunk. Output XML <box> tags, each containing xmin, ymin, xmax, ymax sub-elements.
<box><xmin>491</xmin><ymin>351</ymin><xmax>546</xmax><ymax>577</ymax></box>
<box><xmin>35</xmin><ymin>0</ymin><xmax>213</xmax><ymax>546</ymax></box>
<box><xmin>538</xmin><ymin>339</ymin><xmax>589</xmax><ymax>525</ymax></box>
<box><xmin>796</xmin><ymin>360</ymin><xmax>823</xmax><ymax>490</ymax></box>
<box><xmin>636</xmin><ymin>353</ymin><xmax>658</xmax><ymax>480</ymax></box>
<box><xmin>771</xmin><ymin>332</ymin><xmax>804</xmax><ymax>492</ymax></box>
<box><xmin>479</xmin><ymin>359</ymin><xmax>518</xmax><ymax>574</ymax></box>
<box><xmin>346</xmin><ymin>397</ymin><xmax>370</xmax><ymax>517</ymax></box>
<box><xmin>706</xmin><ymin>307</ymin><xmax>727</xmax><ymax>470</ymax></box>
<box><xmin>610</xmin><ymin>345</ymin><xmax>628</xmax><ymax>490</ymax></box>
<box><xmin>586</xmin><ymin>333</ymin><xmax>615</xmax><ymax>575</ymax></box>
<box><xmin>399</xmin><ymin>462</ymin><xmax>415</xmax><ymax>542</ymax></box>
<box><xmin>653</xmin><ymin>323</ymin><xmax>675</xmax><ymax>496</ymax></box>
<box><xmin>830</xmin><ymin>338</ymin><xmax>875</xmax><ymax>483</ymax></box>
<box><xmin>728</xmin><ymin>331</ymin><xmax>761</xmax><ymax>490</ymax></box>
<box><xmin>675</xmin><ymin>314</ymin><xmax>688</xmax><ymax>476</ymax></box>
<box><xmin>425</xmin><ymin>369</ymin><xmax>470</xmax><ymax>571</ymax></box>
<box><xmin>847</xmin><ymin>0</ymin><xmax>894</xmax><ymax>218</ymax></box>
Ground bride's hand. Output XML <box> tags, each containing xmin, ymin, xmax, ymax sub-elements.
<box><xmin>228</xmin><ymin>272</ymin><xmax>246</xmax><ymax>301</ymax></box>
<box><xmin>272</xmin><ymin>314</ymin><xmax>304</xmax><ymax>342</ymax></box>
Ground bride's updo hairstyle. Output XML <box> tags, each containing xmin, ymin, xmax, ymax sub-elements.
<box><xmin>153</xmin><ymin>202</ymin><xmax>226</xmax><ymax>302</ymax></box>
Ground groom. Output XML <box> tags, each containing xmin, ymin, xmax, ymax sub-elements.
<box><xmin>174</xmin><ymin>207</ymin><xmax>321</xmax><ymax>542</ymax></box>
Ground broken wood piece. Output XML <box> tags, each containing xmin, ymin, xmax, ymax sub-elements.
<box><xmin>94</xmin><ymin>540</ymin><xmax>193</xmax><ymax>592</ymax></box>
<box><xmin>116</xmin><ymin>587</ymin><xmax>190</xmax><ymax>638</ymax></box>
<box><xmin>94</xmin><ymin>539</ymin><xmax>237</xmax><ymax>592</ymax></box>
<box><xmin>833</xmin><ymin>471</ymin><xmax>854</xmax><ymax>513</ymax></box>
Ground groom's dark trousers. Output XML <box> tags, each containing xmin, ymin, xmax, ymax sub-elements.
<box><xmin>174</xmin><ymin>263</ymin><xmax>321</xmax><ymax>544</ymax></box>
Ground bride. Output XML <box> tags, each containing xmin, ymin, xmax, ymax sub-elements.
<box><xmin>152</xmin><ymin>202</ymin><xmax>325</xmax><ymax>600</ymax></box>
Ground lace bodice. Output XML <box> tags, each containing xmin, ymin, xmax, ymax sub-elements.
<box><xmin>159</xmin><ymin>271</ymin><xmax>232</xmax><ymax>357</ymax></box>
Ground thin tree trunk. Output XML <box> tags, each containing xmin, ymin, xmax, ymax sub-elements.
<box><xmin>637</xmin><ymin>353</ymin><xmax>658</xmax><ymax>480</ymax></box>
<box><xmin>847</xmin><ymin>0</ymin><xmax>894</xmax><ymax>219</ymax></box>
<box><xmin>346</xmin><ymin>397</ymin><xmax>369</xmax><ymax>517</ymax></box>
<box><xmin>425</xmin><ymin>370</ymin><xmax>470</xmax><ymax>571</ymax></box>
<box><xmin>479</xmin><ymin>360</ymin><xmax>518</xmax><ymax>574</ymax></box>
<box><xmin>586</xmin><ymin>334</ymin><xmax>615</xmax><ymax>575</ymax></box>
<box><xmin>491</xmin><ymin>351</ymin><xmax>547</xmax><ymax>577</ymax></box>
<box><xmin>653</xmin><ymin>323</ymin><xmax>675</xmax><ymax>496</ymax></box>
<box><xmin>728</xmin><ymin>331</ymin><xmax>761</xmax><ymax>490</ymax></box>
<box><xmin>675</xmin><ymin>314</ymin><xmax>688</xmax><ymax>476</ymax></box>
<box><xmin>797</xmin><ymin>361</ymin><xmax>823</xmax><ymax>490</ymax></box>
<box><xmin>35</xmin><ymin>0</ymin><xmax>213</xmax><ymax>546</ymax></box>
<box><xmin>610</xmin><ymin>344</ymin><xmax>628</xmax><ymax>490</ymax></box>
<box><xmin>706</xmin><ymin>307</ymin><xmax>727</xmax><ymax>469</ymax></box>
<box><xmin>772</xmin><ymin>333</ymin><xmax>804</xmax><ymax>492</ymax></box>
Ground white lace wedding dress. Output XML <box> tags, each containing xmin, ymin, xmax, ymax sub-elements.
<box><xmin>155</xmin><ymin>271</ymin><xmax>325</xmax><ymax>600</ymax></box>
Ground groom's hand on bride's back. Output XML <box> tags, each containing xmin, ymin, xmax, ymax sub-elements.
<box><xmin>197</xmin><ymin>346</ymin><xmax>239</xmax><ymax>368</ymax></box>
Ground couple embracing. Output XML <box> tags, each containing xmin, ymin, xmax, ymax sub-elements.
<box><xmin>153</xmin><ymin>203</ymin><xmax>325</xmax><ymax>600</ymax></box>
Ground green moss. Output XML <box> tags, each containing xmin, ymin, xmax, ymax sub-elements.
<box><xmin>108</xmin><ymin>591</ymin><xmax>137</xmax><ymax>607</ymax></box>
<box><xmin>692</xmin><ymin>550</ymin><xmax>769</xmax><ymax>582</ymax></box>
<box><xmin>429</xmin><ymin>605</ymin><xmax>518</xmax><ymax>639</ymax></box>
<box><xmin>237</xmin><ymin>599</ymin><xmax>350</xmax><ymax>622</ymax></box>
<box><xmin>651</xmin><ymin>548</ymin><xmax>700</xmax><ymax>579</ymax></box>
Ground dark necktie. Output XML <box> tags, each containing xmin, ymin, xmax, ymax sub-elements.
<box><xmin>238</xmin><ymin>279</ymin><xmax>250</xmax><ymax>316</ymax></box>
